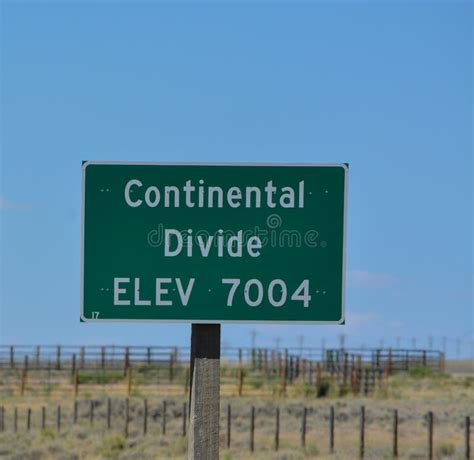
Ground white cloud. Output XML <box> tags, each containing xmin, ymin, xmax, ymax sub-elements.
<box><xmin>0</xmin><ymin>196</ymin><xmax>31</xmax><ymax>210</ymax></box>
<box><xmin>347</xmin><ymin>269</ymin><xmax>398</xmax><ymax>288</ymax></box>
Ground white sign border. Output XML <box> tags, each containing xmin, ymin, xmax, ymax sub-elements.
<box><xmin>80</xmin><ymin>161</ymin><xmax>348</xmax><ymax>325</ymax></box>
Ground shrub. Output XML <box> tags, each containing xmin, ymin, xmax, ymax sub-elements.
<box><xmin>408</xmin><ymin>367</ymin><xmax>449</xmax><ymax>379</ymax></box>
<box><xmin>248</xmin><ymin>378</ymin><xmax>263</xmax><ymax>389</ymax></box>
<box><xmin>317</xmin><ymin>380</ymin><xmax>331</xmax><ymax>398</ymax></box>
<box><xmin>77</xmin><ymin>370</ymin><xmax>124</xmax><ymax>384</ymax></box>
<box><xmin>98</xmin><ymin>435</ymin><xmax>126</xmax><ymax>459</ymax></box>
<box><xmin>436</xmin><ymin>442</ymin><xmax>455</xmax><ymax>457</ymax></box>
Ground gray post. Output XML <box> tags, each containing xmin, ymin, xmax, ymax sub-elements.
<box><xmin>188</xmin><ymin>324</ymin><xmax>221</xmax><ymax>459</ymax></box>
<box><xmin>56</xmin><ymin>346</ymin><xmax>61</xmax><ymax>370</ymax></box>
<box><xmin>428</xmin><ymin>411</ymin><xmax>433</xmax><ymax>460</ymax></box>
<box><xmin>466</xmin><ymin>416</ymin><xmax>470</xmax><ymax>460</ymax></box>
<box><xmin>143</xmin><ymin>399</ymin><xmax>148</xmax><ymax>435</ymax></box>
<box><xmin>226</xmin><ymin>404</ymin><xmax>231</xmax><ymax>448</ymax></box>
<box><xmin>275</xmin><ymin>406</ymin><xmax>280</xmax><ymax>451</ymax></box>
<box><xmin>89</xmin><ymin>400</ymin><xmax>94</xmax><ymax>424</ymax></box>
<box><xmin>329</xmin><ymin>406</ymin><xmax>335</xmax><ymax>453</ymax></box>
<box><xmin>182</xmin><ymin>402</ymin><xmax>187</xmax><ymax>437</ymax></box>
<box><xmin>360</xmin><ymin>405</ymin><xmax>365</xmax><ymax>458</ymax></box>
<box><xmin>107</xmin><ymin>398</ymin><xmax>111</xmax><ymax>429</ymax></box>
<box><xmin>57</xmin><ymin>405</ymin><xmax>61</xmax><ymax>432</ymax></box>
<box><xmin>124</xmin><ymin>398</ymin><xmax>129</xmax><ymax>438</ymax></box>
<box><xmin>41</xmin><ymin>407</ymin><xmax>46</xmax><ymax>430</ymax></box>
<box><xmin>162</xmin><ymin>400</ymin><xmax>167</xmax><ymax>435</ymax></box>
<box><xmin>250</xmin><ymin>406</ymin><xmax>255</xmax><ymax>452</ymax></box>
<box><xmin>73</xmin><ymin>401</ymin><xmax>78</xmax><ymax>424</ymax></box>
<box><xmin>301</xmin><ymin>406</ymin><xmax>307</xmax><ymax>447</ymax></box>
<box><xmin>393</xmin><ymin>409</ymin><xmax>398</xmax><ymax>457</ymax></box>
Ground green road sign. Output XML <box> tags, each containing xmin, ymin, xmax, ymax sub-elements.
<box><xmin>81</xmin><ymin>162</ymin><xmax>347</xmax><ymax>323</ymax></box>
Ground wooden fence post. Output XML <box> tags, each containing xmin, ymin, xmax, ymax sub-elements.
<box><xmin>250</xmin><ymin>406</ymin><xmax>255</xmax><ymax>452</ymax></box>
<box><xmin>127</xmin><ymin>367</ymin><xmax>132</xmax><ymax>396</ymax></box>
<box><xmin>35</xmin><ymin>346</ymin><xmax>40</xmax><ymax>369</ymax></box>
<box><xmin>275</xmin><ymin>406</ymin><xmax>280</xmax><ymax>451</ymax></box>
<box><xmin>124</xmin><ymin>398</ymin><xmax>129</xmax><ymax>438</ymax></box>
<box><xmin>71</xmin><ymin>354</ymin><xmax>76</xmax><ymax>377</ymax></box>
<box><xmin>238</xmin><ymin>367</ymin><xmax>244</xmax><ymax>397</ymax></box>
<box><xmin>182</xmin><ymin>402</ymin><xmax>187</xmax><ymax>437</ymax></box>
<box><xmin>73</xmin><ymin>401</ymin><xmax>78</xmax><ymax>424</ymax></box>
<box><xmin>14</xmin><ymin>407</ymin><xmax>18</xmax><ymax>432</ymax></box>
<box><xmin>301</xmin><ymin>406</ymin><xmax>307</xmax><ymax>447</ymax></box>
<box><xmin>101</xmin><ymin>346</ymin><xmax>106</xmax><ymax>369</ymax></box>
<box><xmin>89</xmin><ymin>400</ymin><xmax>94</xmax><ymax>424</ymax></box>
<box><xmin>329</xmin><ymin>406</ymin><xmax>335</xmax><ymax>453</ymax></box>
<box><xmin>74</xmin><ymin>370</ymin><xmax>79</xmax><ymax>397</ymax></box>
<box><xmin>169</xmin><ymin>353</ymin><xmax>174</xmax><ymax>382</ymax></box>
<box><xmin>428</xmin><ymin>411</ymin><xmax>433</xmax><ymax>460</ymax></box>
<box><xmin>107</xmin><ymin>398</ymin><xmax>111</xmax><ymax>429</ymax></box>
<box><xmin>56</xmin><ymin>346</ymin><xmax>61</xmax><ymax>370</ymax></box>
<box><xmin>174</xmin><ymin>346</ymin><xmax>179</xmax><ymax>366</ymax></box>
<box><xmin>162</xmin><ymin>400</ymin><xmax>167</xmax><ymax>435</ymax></box>
<box><xmin>316</xmin><ymin>362</ymin><xmax>321</xmax><ymax>394</ymax></box>
<box><xmin>281</xmin><ymin>367</ymin><xmax>287</xmax><ymax>397</ymax></box>
<box><xmin>363</xmin><ymin>368</ymin><xmax>369</xmax><ymax>396</ymax></box>
<box><xmin>360</xmin><ymin>405</ymin><xmax>365</xmax><ymax>458</ymax></box>
<box><xmin>9</xmin><ymin>346</ymin><xmax>15</xmax><ymax>368</ymax></box>
<box><xmin>27</xmin><ymin>408</ymin><xmax>31</xmax><ymax>431</ymax></box>
<box><xmin>0</xmin><ymin>406</ymin><xmax>4</xmax><ymax>432</ymax></box>
<box><xmin>57</xmin><ymin>405</ymin><xmax>61</xmax><ymax>432</ymax></box>
<box><xmin>187</xmin><ymin>324</ymin><xmax>221</xmax><ymax>459</ymax></box>
<box><xmin>41</xmin><ymin>407</ymin><xmax>46</xmax><ymax>430</ymax></box>
<box><xmin>143</xmin><ymin>399</ymin><xmax>148</xmax><ymax>435</ymax></box>
<box><xmin>20</xmin><ymin>358</ymin><xmax>28</xmax><ymax>397</ymax></box>
<box><xmin>80</xmin><ymin>347</ymin><xmax>85</xmax><ymax>369</ymax></box>
<box><xmin>466</xmin><ymin>416</ymin><xmax>471</xmax><ymax>460</ymax></box>
<box><xmin>184</xmin><ymin>368</ymin><xmax>190</xmax><ymax>395</ymax></box>
<box><xmin>393</xmin><ymin>409</ymin><xmax>398</xmax><ymax>457</ymax></box>
<box><xmin>227</xmin><ymin>404</ymin><xmax>231</xmax><ymax>448</ymax></box>
<box><xmin>124</xmin><ymin>347</ymin><xmax>129</xmax><ymax>376</ymax></box>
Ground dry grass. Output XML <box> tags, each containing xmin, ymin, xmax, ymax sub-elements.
<box><xmin>0</xmin><ymin>366</ymin><xmax>472</xmax><ymax>459</ymax></box>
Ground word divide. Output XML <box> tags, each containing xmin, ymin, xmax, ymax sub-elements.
<box><xmin>81</xmin><ymin>162</ymin><xmax>347</xmax><ymax>323</ymax></box>
<box><xmin>164</xmin><ymin>229</ymin><xmax>262</xmax><ymax>258</ymax></box>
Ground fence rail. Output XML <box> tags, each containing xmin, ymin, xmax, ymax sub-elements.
<box><xmin>0</xmin><ymin>345</ymin><xmax>445</xmax><ymax>371</ymax></box>
<box><xmin>0</xmin><ymin>345</ymin><xmax>446</xmax><ymax>398</ymax></box>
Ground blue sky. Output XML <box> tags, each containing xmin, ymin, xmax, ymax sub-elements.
<box><xmin>1</xmin><ymin>1</ymin><xmax>472</xmax><ymax>356</ymax></box>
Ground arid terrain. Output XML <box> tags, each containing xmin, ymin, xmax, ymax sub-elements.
<box><xmin>0</xmin><ymin>361</ymin><xmax>472</xmax><ymax>459</ymax></box>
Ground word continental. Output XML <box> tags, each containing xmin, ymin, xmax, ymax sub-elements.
<box><xmin>124</xmin><ymin>179</ymin><xmax>305</xmax><ymax>209</ymax></box>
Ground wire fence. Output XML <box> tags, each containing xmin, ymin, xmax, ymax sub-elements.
<box><xmin>0</xmin><ymin>398</ymin><xmax>471</xmax><ymax>459</ymax></box>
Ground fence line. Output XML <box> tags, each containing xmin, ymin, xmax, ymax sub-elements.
<box><xmin>0</xmin><ymin>400</ymin><xmax>470</xmax><ymax>459</ymax></box>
